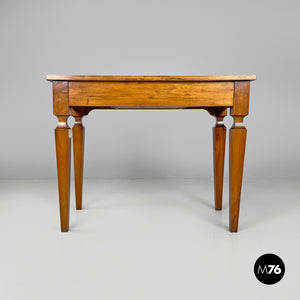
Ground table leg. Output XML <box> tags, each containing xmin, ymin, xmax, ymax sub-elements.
<box><xmin>72</xmin><ymin>116</ymin><xmax>85</xmax><ymax>210</ymax></box>
<box><xmin>213</xmin><ymin>109</ymin><xmax>227</xmax><ymax>210</ymax></box>
<box><xmin>229</xmin><ymin>81</ymin><xmax>250</xmax><ymax>232</ymax></box>
<box><xmin>55</xmin><ymin>116</ymin><xmax>71</xmax><ymax>232</ymax></box>
<box><xmin>229</xmin><ymin>119</ymin><xmax>246</xmax><ymax>232</ymax></box>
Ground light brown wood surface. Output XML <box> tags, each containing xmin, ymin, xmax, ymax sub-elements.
<box><xmin>72</xmin><ymin>117</ymin><xmax>85</xmax><ymax>210</ymax></box>
<box><xmin>229</xmin><ymin>126</ymin><xmax>247</xmax><ymax>232</ymax></box>
<box><xmin>231</xmin><ymin>81</ymin><xmax>250</xmax><ymax>117</ymax></box>
<box><xmin>55</xmin><ymin>117</ymin><xmax>71</xmax><ymax>232</ymax></box>
<box><xmin>47</xmin><ymin>75</ymin><xmax>256</xmax><ymax>82</ymax></box>
<box><xmin>49</xmin><ymin>75</ymin><xmax>256</xmax><ymax>232</ymax></box>
<box><xmin>69</xmin><ymin>81</ymin><xmax>234</xmax><ymax>107</ymax></box>
<box><xmin>53</xmin><ymin>81</ymin><xmax>69</xmax><ymax>116</ymax></box>
<box><xmin>213</xmin><ymin>109</ymin><xmax>227</xmax><ymax>211</ymax></box>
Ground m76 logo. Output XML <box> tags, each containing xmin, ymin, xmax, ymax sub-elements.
<box><xmin>254</xmin><ymin>254</ymin><xmax>285</xmax><ymax>284</ymax></box>
<box><xmin>257</xmin><ymin>265</ymin><xmax>282</xmax><ymax>274</ymax></box>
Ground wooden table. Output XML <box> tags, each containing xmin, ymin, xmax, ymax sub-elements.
<box><xmin>47</xmin><ymin>75</ymin><xmax>256</xmax><ymax>232</ymax></box>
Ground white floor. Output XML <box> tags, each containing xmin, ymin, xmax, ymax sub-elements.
<box><xmin>0</xmin><ymin>178</ymin><xmax>299</xmax><ymax>300</ymax></box>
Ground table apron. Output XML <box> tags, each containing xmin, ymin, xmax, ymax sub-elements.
<box><xmin>69</xmin><ymin>81</ymin><xmax>234</xmax><ymax>107</ymax></box>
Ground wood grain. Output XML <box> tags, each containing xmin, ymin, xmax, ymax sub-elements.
<box><xmin>72</xmin><ymin>117</ymin><xmax>84</xmax><ymax>210</ymax></box>
<box><xmin>213</xmin><ymin>118</ymin><xmax>226</xmax><ymax>210</ymax></box>
<box><xmin>229</xmin><ymin>126</ymin><xmax>247</xmax><ymax>232</ymax></box>
<box><xmin>53</xmin><ymin>81</ymin><xmax>69</xmax><ymax>116</ymax></box>
<box><xmin>231</xmin><ymin>81</ymin><xmax>250</xmax><ymax>116</ymax></box>
<box><xmin>55</xmin><ymin>117</ymin><xmax>71</xmax><ymax>232</ymax></box>
<box><xmin>69</xmin><ymin>81</ymin><xmax>234</xmax><ymax>107</ymax></box>
<box><xmin>49</xmin><ymin>74</ymin><xmax>256</xmax><ymax>233</ymax></box>
<box><xmin>228</xmin><ymin>80</ymin><xmax>251</xmax><ymax>232</ymax></box>
<box><xmin>47</xmin><ymin>75</ymin><xmax>256</xmax><ymax>82</ymax></box>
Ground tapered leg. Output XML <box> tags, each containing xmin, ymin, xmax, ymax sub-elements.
<box><xmin>55</xmin><ymin>117</ymin><xmax>71</xmax><ymax>232</ymax></box>
<box><xmin>213</xmin><ymin>119</ymin><xmax>226</xmax><ymax>210</ymax></box>
<box><xmin>229</xmin><ymin>123</ymin><xmax>247</xmax><ymax>232</ymax></box>
<box><xmin>72</xmin><ymin>117</ymin><xmax>85</xmax><ymax>210</ymax></box>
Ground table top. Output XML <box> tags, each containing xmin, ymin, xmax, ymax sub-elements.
<box><xmin>46</xmin><ymin>75</ymin><xmax>256</xmax><ymax>82</ymax></box>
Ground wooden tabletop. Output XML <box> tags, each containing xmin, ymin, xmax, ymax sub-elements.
<box><xmin>46</xmin><ymin>75</ymin><xmax>256</xmax><ymax>82</ymax></box>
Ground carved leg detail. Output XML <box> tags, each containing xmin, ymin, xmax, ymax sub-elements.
<box><xmin>229</xmin><ymin>117</ymin><xmax>247</xmax><ymax>232</ymax></box>
<box><xmin>55</xmin><ymin>116</ymin><xmax>71</xmax><ymax>232</ymax></box>
<box><xmin>213</xmin><ymin>116</ymin><xmax>226</xmax><ymax>210</ymax></box>
<box><xmin>72</xmin><ymin>117</ymin><xmax>85</xmax><ymax>210</ymax></box>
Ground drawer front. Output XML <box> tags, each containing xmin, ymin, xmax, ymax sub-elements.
<box><xmin>69</xmin><ymin>81</ymin><xmax>234</xmax><ymax>108</ymax></box>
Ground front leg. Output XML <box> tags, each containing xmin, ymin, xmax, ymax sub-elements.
<box><xmin>229</xmin><ymin>117</ymin><xmax>247</xmax><ymax>232</ymax></box>
<box><xmin>229</xmin><ymin>81</ymin><xmax>250</xmax><ymax>232</ymax></box>
<box><xmin>55</xmin><ymin>116</ymin><xmax>71</xmax><ymax>232</ymax></box>
<box><xmin>52</xmin><ymin>81</ymin><xmax>71</xmax><ymax>232</ymax></box>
